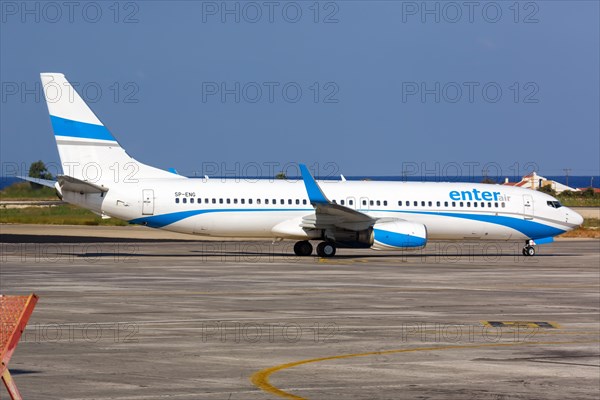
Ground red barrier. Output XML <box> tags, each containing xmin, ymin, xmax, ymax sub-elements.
<box><xmin>1</xmin><ymin>294</ymin><xmax>38</xmax><ymax>400</ymax></box>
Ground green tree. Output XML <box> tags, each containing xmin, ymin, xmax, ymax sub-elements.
<box><xmin>582</xmin><ymin>187</ymin><xmax>596</xmax><ymax>198</ymax></box>
<box><xmin>28</xmin><ymin>160</ymin><xmax>53</xmax><ymax>189</ymax></box>
<box><xmin>537</xmin><ymin>185</ymin><xmax>556</xmax><ymax>196</ymax></box>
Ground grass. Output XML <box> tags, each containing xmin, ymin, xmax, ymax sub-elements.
<box><xmin>556</xmin><ymin>196</ymin><xmax>600</xmax><ymax>207</ymax></box>
<box><xmin>0</xmin><ymin>204</ymin><xmax>128</xmax><ymax>226</ymax></box>
<box><xmin>0</xmin><ymin>182</ymin><xmax>57</xmax><ymax>200</ymax></box>
<box><xmin>561</xmin><ymin>218</ymin><xmax>600</xmax><ymax>238</ymax></box>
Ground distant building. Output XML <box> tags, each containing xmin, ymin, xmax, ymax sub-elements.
<box><xmin>503</xmin><ymin>172</ymin><xmax>579</xmax><ymax>194</ymax></box>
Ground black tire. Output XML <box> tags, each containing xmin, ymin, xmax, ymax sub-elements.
<box><xmin>293</xmin><ymin>241</ymin><xmax>313</xmax><ymax>256</ymax></box>
<box><xmin>526</xmin><ymin>246</ymin><xmax>535</xmax><ymax>257</ymax></box>
<box><xmin>317</xmin><ymin>242</ymin><xmax>336</xmax><ymax>258</ymax></box>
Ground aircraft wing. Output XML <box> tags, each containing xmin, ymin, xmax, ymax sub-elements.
<box><xmin>299</xmin><ymin>164</ymin><xmax>375</xmax><ymax>231</ymax></box>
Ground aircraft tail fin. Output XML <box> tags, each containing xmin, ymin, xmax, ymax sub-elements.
<box><xmin>40</xmin><ymin>73</ymin><xmax>179</xmax><ymax>183</ymax></box>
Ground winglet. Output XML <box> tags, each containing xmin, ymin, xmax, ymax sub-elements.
<box><xmin>299</xmin><ymin>164</ymin><xmax>329</xmax><ymax>205</ymax></box>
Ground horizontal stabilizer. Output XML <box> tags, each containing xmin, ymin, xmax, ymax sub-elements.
<box><xmin>58</xmin><ymin>175</ymin><xmax>109</xmax><ymax>194</ymax></box>
<box><xmin>17</xmin><ymin>176</ymin><xmax>57</xmax><ymax>189</ymax></box>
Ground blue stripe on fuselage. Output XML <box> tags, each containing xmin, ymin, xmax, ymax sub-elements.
<box><xmin>50</xmin><ymin>115</ymin><xmax>116</xmax><ymax>141</ymax></box>
<box><xmin>129</xmin><ymin>208</ymin><xmax>565</xmax><ymax>239</ymax></box>
<box><xmin>390</xmin><ymin>210</ymin><xmax>565</xmax><ymax>240</ymax></box>
<box><xmin>130</xmin><ymin>208</ymin><xmax>313</xmax><ymax>229</ymax></box>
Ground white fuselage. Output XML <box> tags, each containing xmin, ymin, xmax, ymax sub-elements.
<box><xmin>63</xmin><ymin>178</ymin><xmax>582</xmax><ymax>242</ymax></box>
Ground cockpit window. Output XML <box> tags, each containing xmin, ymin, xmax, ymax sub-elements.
<box><xmin>547</xmin><ymin>201</ymin><xmax>563</xmax><ymax>209</ymax></box>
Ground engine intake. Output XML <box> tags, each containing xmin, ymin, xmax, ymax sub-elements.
<box><xmin>371</xmin><ymin>220</ymin><xmax>427</xmax><ymax>250</ymax></box>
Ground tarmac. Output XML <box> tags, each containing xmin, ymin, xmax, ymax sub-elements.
<box><xmin>0</xmin><ymin>224</ymin><xmax>599</xmax><ymax>400</ymax></box>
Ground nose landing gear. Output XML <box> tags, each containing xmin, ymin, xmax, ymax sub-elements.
<box><xmin>522</xmin><ymin>240</ymin><xmax>536</xmax><ymax>256</ymax></box>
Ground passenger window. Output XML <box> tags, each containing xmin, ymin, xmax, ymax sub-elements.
<box><xmin>175</xmin><ymin>198</ymin><xmax>180</xmax><ymax>204</ymax></box>
<box><xmin>473</xmin><ymin>202</ymin><xmax>477</xmax><ymax>207</ymax></box>
<box><xmin>349</xmin><ymin>200</ymin><xmax>353</xmax><ymax>206</ymax></box>
<box><xmin>333</xmin><ymin>200</ymin><xmax>337</xmax><ymax>204</ymax></box>
<box><xmin>421</xmin><ymin>201</ymin><xmax>425</xmax><ymax>207</ymax></box>
<box><xmin>241</xmin><ymin>199</ymin><xmax>245</xmax><ymax>204</ymax></box>
<box><xmin>249</xmin><ymin>199</ymin><xmax>253</xmax><ymax>204</ymax></box>
<box><xmin>280</xmin><ymin>199</ymin><xmax>284</xmax><ymax>205</ymax></box>
<box><xmin>212</xmin><ymin>198</ymin><xmax>216</xmax><ymax>204</ymax></box>
<box><xmin>494</xmin><ymin>202</ymin><xmax>498</xmax><ymax>207</ymax></box>
<box><xmin>444</xmin><ymin>201</ymin><xmax>448</xmax><ymax>207</ymax></box>
<box><xmin>481</xmin><ymin>202</ymin><xmax>484</xmax><ymax>207</ymax></box>
<box><xmin>414</xmin><ymin>201</ymin><xmax>418</xmax><ymax>207</ymax></box>
<box><xmin>376</xmin><ymin>200</ymin><xmax>381</xmax><ymax>206</ymax></box>
<box><xmin>398</xmin><ymin>201</ymin><xmax>402</xmax><ymax>206</ymax></box>
<box><xmin>428</xmin><ymin>201</ymin><xmax>432</xmax><ymax>207</ymax></box>
<box><xmin>296</xmin><ymin>199</ymin><xmax>300</xmax><ymax>205</ymax></box>
<box><xmin>460</xmin><ymin>202</ymin><xmax>463</xmax><ymax>207</ymax></box>
<box><xmin>265</xmin><ymin>199</ymin><xmax>269</xmax><ymax>205</ymax></box>
<box><xmin>205</xmin><ymin>198</ymin><xmax>209</xmax><ymax>204</ymax></box>
<box><xmin>219</xmin><ymin>198</ymin><xmax>223</xmax><ymax>204</ymax></box>
<box><xmin>226</xmin><ymin>199</ymin><xmax>231</xmax><ymax>204</ymax></box>
<box><xmin>190</xmin><ymin>198</ymin><xmax>195</xmax><ymax>204</ymax></box>
<box><xmin>183</xmin><ymin>198</ymin><xmax>187</xmax><ymax>204</ymax></box>
<box><xmin>488</xmin><ymin>202</ymin><xmax>492</xmax><ymax>207</ymax></box>
<box><xmin>370</xmin><ymin>200</ymin><xmax>374</xmax><ymax>206</ymax></box>
<box><xmin>234</xmin><ymin>199</ymin><xmax>238</xmax><ymax>204</ymax></box>
<box><xmin>198</xmin><ymin>198</ymin><xmax>202</xmax><ymax>204</ymax></box>
<box><xmin>257</xmin><ymin>199</ymin><xmax>261</xmax><ymax>205</ymax></box>
<box><xmin>467</xmin><ymin>202</ymin><xmax>471</xmax><ymax>207</ymax></box>
<box><xmin>501</xmin><ymin>202</ymin><xmax>505</xmax><ymax>208</ymax></box>
<box><xmin>288</xmin><ymin>199</ymin><xmax>292</xmax><ymax>205</ymax></box>
<box><xmin>452</xmin><ymin>202</ymin><xmax>456</xmax><ymax>207</ymax></box>
<box><xmin>341</xmin><ymin>200</ymin><xmax>345</xmax><ymax>206</ymax></box>
<box><xmin>436</xmin><ymin>201</ymin><xmax>440</xmax><ymax>207</ymax></box>
<box><xmin>383</xmin><ymin>200</ymin><xmax>388</xmax><ymax>206</ymax></box>
<box><xmin>303</xmin><ymin>199</ymin><xmax>307</xmax><ymax>205</ymax></box>
<box><xmin>362</xmin><ymin>200</ymin><xmax>367</xmax><ymax>206</ymax></box>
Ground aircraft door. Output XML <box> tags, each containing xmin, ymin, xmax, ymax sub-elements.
<box><xmin>522</xmin><ymin>194</ymin><xmax>534</xmax><ymax>220</ymax></box>
<box><xmin>142</xmin><ymin>189</ymin><xmax>155</xmax><ymax>215</ymax></box>
<box><xmin>359</xmin><ymin>197</ymin><xmax>370</xmax><ymax>212</ymax></box>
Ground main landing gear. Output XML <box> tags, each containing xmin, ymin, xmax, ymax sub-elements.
<box><xmin>522</xmin><ymin>240</ymin><xmax>536</xmax><ymax>257</ymax></box>
<box><xmin>293</xmin><ymin>241</ymin><xmax>313</xmax><ymax>257</ymax></box>
<box><xmin>293</xmin><ymin>241</ymin><xmax>337</xmax><ymax>257</ymax></box>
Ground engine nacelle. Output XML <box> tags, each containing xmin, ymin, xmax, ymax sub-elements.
<box><xmin>371</xmin><ymin>220</ymin><xmax>427</xmax><ymax>250</ymax></box>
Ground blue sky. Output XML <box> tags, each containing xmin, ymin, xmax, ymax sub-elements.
<box><xmin>1</xmin><ymin>1</ymin><xmax>599</xmax><ymax>179</ymax></box>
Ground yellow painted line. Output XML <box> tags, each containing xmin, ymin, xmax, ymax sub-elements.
<box><xmin>250</xmin><ymin>340</ymin><xmax>599</xmax><ymax>400</ymax></box>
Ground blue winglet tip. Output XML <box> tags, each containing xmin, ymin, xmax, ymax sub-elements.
<box><xmin>299</xmin><ymin>163</ymin><xmax>329</xmax><ymax>205</ymax></box>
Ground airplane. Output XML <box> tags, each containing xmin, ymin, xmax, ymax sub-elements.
<box><xmin>23</xmin><ymin>73</ymin><xmax>584</xmax><ymax>258</ymax></box>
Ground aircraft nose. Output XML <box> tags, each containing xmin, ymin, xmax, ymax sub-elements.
<box><xmin>568</xmin><ymin>209</ymin><xmax>584</xmax><ymax>226</ymax></box>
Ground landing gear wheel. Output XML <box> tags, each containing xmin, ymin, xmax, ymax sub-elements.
<box><xmin>293</xmin><ymin>241</ymin><xmax>313</xmax><ymax>256</ymax></box>
<box><xmin>523</xmin><ymin>246</ymin><xmax>535</xmax><ymax>256</ymax></box>
<box><xmin>317</xmin><ymin>242</ymin><xmax>336</xmax><ymax>258</ymax></box>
